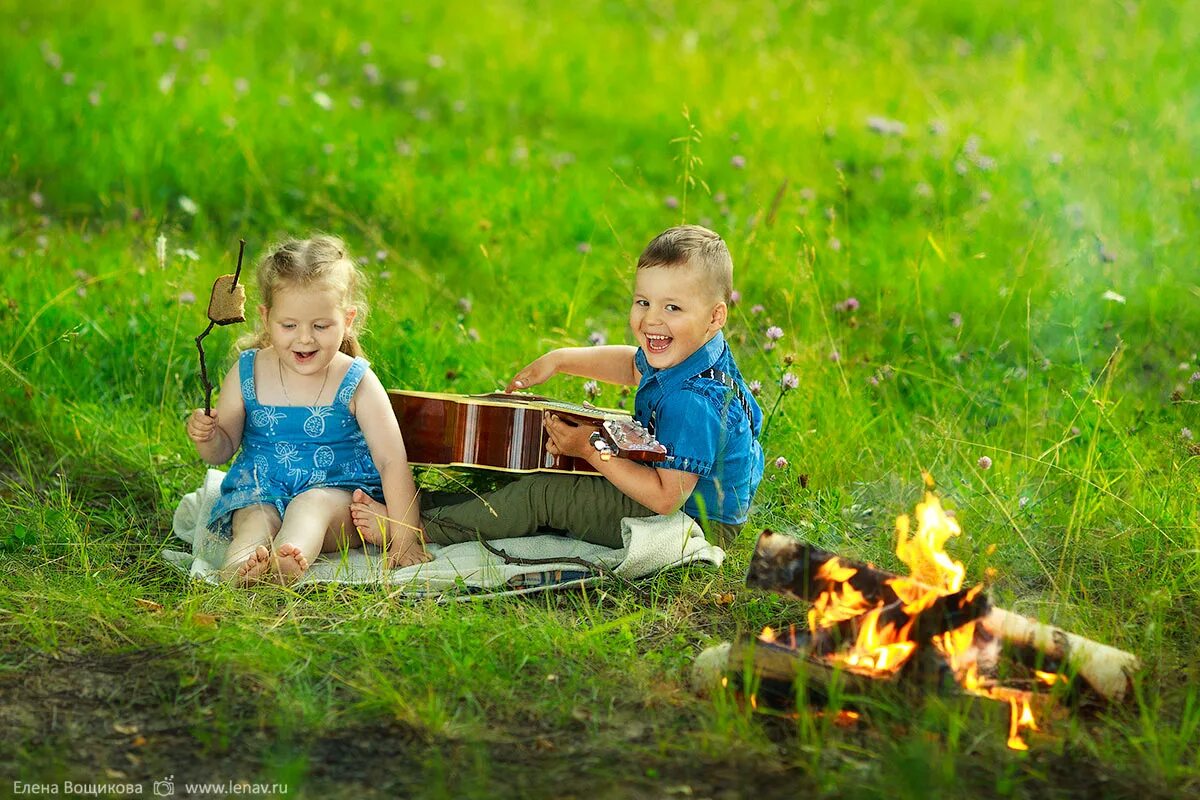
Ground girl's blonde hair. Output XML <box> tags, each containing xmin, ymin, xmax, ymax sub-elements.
<box><xmin>238</xmin><ymin>234</ymin><xmax>369</xmax><ymax>357</ymax></box>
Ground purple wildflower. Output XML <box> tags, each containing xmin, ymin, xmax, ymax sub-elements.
<box><xmin>748</xmin><ymin>380</ymin><xmax>762</xmax><ymax>396</ymax></box>
<box><xmin>978</xmin><ymin>456</ymin><xmax>993</xmax><ymax>470</ymax></box>
<box><xmin>751</xmin><ymin>304</ymin><xmax>764</xmax><ymax>315</ymax></box>
<box><xmin>576</xmin><ymin>242</ymin><xmax>591</xmax><ymax>254</ymax></box>
<box><xmin>457</xmin><ymin>297</ymin><xmax>472</xmax><ymax>314</ymax></box>
<box><xmin>949</xmin><ymin>312</ymin><xmax>963</xmax><ymax>328</ymax></box>
<box><xmin>781</xmin><ymin>373</ymin><xmax>799</xmax><ymax>391</ymax></box>
<box><xmin>178</xmin><ymin>291</ymin><xmax>196</xmax><ymax>304</ymax></box>
<box><xmin>774</xmin><ymin>456</ymin><xmax>788</xmax><ymax>469</ymax></box>
<box><xmin>588</xmin><ymin>331</ymin><xmax>606</xmax><ymax>346</ymax></box>
<box><xmin>828</xmin><ymin>350</ymin><xmax>840</xmax><ymax>362</ymax></box>
<box><xmin>664</xmin><ymin>195</ymin><xmax>679</xmax><ymax>209</ymax></box>
<box><xmin>730</xmin><ymin>155</ymin><xmax>746</xmax><ymax>169</ymax></box>
<box><xmin>730</xmin><ymin>290</ymin><xmax>741</xmax><ymax>305</ymax></box>
<box><xmin>765</xmin><ymin>326</ymin><xmax>784</xmax><ymax>341</ymax></box>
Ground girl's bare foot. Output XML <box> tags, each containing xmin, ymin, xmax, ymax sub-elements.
<box><xmin>275</xmin><ymin>543</ymin><xmax>310</xmax><ymax>583</ymax></box>
<box><xmin>350</xmin><ymin>489</ymin><xmax>391</xmax><ymax>546</ymax></box>
<box><xmin>386</xmin><ymin>531</ymin><xmax>433</xmax><ymax>569</ymax></box>
<box><xmin>236</xmin><ymin>545</ymin><xmax>274</xmax><ymax>587</ymax></box>
<box><xmin>350</xmin><ymin>488</ymin><xmax>431</xmax><ymax>568</ymax></box>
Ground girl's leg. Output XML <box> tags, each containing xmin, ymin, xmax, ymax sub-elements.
<box><xmin>221</xmin><ymin>504</ymin><xmax>282</xmax><ymax>586</ymax></box>
<box><xmin>272</xmin><ymin>487</ymin><xmax>358</xmax><ymax>582</ymax></box>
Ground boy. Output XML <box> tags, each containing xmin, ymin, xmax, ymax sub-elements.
<box><xmin>351</xmin><ymin>225</ymin><xmax>763</xmax><ymax>548</ymax></box>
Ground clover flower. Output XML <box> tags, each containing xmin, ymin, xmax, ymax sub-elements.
<box><xmin>774</xmin><ymin>456</ymin><xmax>788</xmax><ymax>469</ymax></box>
<box><xmin>588</xmin><ymin>331</ymin><xmax>606</xmax><ymax>346</ymax></box>
<box><xmin>781</xmin><ymin>372</ymin><xmax>799</xmax><ymax>391</ymax></box>
<box><xmin>765</xmin><ymin>326</ymin><xmax>784</xmax><ymax>341</ymax></box>
<box><xmin>730</xmin><ymin>155</ymin><xmax>746</xmax><ymax>169</ymax></box>
<box><xmin>977</xmin><ymin>456</ymin><xmax>993</xmax><ymax>470</ymax></box>
<box><xmin>748</xmin><ymin>380</ymin><xmax>762</xmax><ymax>396</ymax></box>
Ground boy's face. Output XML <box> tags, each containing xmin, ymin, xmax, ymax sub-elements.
<box><xmin>630</xmin><ymin>262</ymin><xmax>727</xmax><ymax>371</ymax></box>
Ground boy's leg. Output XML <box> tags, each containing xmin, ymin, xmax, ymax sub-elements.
<box><xmin>273</xmin><ymin>487</ymin><xmax>358</xmax><ymax>582</ymax></box>
<box><xmin>705</xmin><ymin>521</ymin><xmax>743</xmax><ymax>550</ymax></box>
<box><xmin>422</xmin><ymin>473</ymin><xmax>657</xmax><ymax>550</ymax></box>
<box><xmin>221</xmin><ymin>503</ymin><xmax>282</xmax><ymax>585</ymax></box>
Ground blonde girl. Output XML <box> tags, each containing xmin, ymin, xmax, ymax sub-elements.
<box><xmin>186</xmin><ymin>235</ymin><xmax>428</xmax><ymax>585</ymax></box>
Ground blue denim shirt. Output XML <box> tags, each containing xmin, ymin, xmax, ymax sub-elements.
<box><xmin>633</xmin><ymin>332</ymin><xmax>764</xmax><ymax>525</ymax></box>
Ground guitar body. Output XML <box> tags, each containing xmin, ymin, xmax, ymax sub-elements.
<box><xmin>388</xmin><ymin>390</ymin><xmax>662</xmax><ymax>474</ymax></box>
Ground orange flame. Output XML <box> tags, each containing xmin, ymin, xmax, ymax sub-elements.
<box><xmin>1006</xmin><ymin>696</ymin><xmax>1039</xmax><ymax>750</ymax></box>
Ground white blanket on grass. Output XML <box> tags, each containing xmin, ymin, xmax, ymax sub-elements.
<box><xmin>164</xmin><ymin>469</ymin><xmax>724</xmax><ymax>596</ymax></box>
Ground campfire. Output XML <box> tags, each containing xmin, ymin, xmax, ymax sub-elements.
<box><xmin>694</xmin><ymin>493</ymin><xmax>1141</xmax><ymax>750</ymax></box>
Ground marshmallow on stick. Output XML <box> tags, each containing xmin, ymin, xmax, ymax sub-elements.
<box><xmin>196</xmin><ymin>240</ymin><xmax>247</xmax><ymax>413</ymax></box>
<box><xmin>206</xmin><ymin>273</ymin><xmax>246</xmax><ymax>325</ymax></box>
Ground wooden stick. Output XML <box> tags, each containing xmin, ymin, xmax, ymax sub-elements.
<box><xmin>746</xmin><ymin>530</ymin><xmax>1141</xmax><ymax>702</ymax></box>
<box><xmin>195</xmin><ymin>320</ymin><xmax>216</xmax><ymax>414</ymax></box>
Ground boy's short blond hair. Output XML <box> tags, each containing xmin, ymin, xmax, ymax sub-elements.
<box><xmin>636</xmin><ymin>225</ymin><xmax>733</xmax><ymax>303</ymax></box>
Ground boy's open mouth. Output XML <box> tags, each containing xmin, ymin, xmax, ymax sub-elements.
<box><xmin>293</xmin><ymin>350</ymin><xmax>318</xmax><ymax>364</ymax></box>
<box><xmin>646</xmin><ymin>334</ymin><xmax>673</xmax><ymax>354</ymax></box>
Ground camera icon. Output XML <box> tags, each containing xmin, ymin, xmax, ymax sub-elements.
<box><xmin>153</xmin><ymin>776</ymin><xmax>175</xmax><ymax>797</ymax></box>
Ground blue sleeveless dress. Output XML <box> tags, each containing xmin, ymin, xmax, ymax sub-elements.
<box><xmin>207</xmin><ymin>349</ymin><xmax>386</xmax><ymax>539</ymax></box>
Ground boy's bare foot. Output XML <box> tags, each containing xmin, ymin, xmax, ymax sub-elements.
<box><xmin>235</xmin><ymin>545</ymin><xmax>275</xmax><ymax>587</ymax></box>
<box><xmin>350</xmin><ymin>489</ymin><xmax>390</xmax><ymax>545</ymax></box>
<box><xmin>275</xmin><ymin>543</ymin><xmax>310</xmax><ymax>583</ymax></box>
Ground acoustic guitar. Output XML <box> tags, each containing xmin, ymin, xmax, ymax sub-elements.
<box><xmin>388</xmin><ymin>390</ymin><xmax>666</xmax><ymax>474</ymax></box>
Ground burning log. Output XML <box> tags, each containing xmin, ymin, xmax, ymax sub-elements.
<box><xmin>747</xmin><ymin>529</ymin><xmax>1141</xmax><ymax>702</ymax></box>
<box><xmin>691</xmin><ymin>635</ymin><xmax>885</xmax><ymax>708</ymax></box>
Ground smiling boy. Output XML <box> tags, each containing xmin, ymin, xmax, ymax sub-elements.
<box><xmin>351</xmin><ymin>225</ymin><xmax>763</xmax><ymax>548</ymax></box>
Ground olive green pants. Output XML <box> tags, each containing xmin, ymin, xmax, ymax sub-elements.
<box><xmin>420</xmin><ymin>473</ymin><xmax>740</xmax><ymax>550</ymax></box>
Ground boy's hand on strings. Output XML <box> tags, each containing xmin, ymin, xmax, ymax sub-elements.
<box><xmin>544</xmin><ymin>413</ymin><xmax>597</xmax><ymax>461</ymax></box>
<box><xmin>186</xmin><ymin>408</ymin><xmax>219</xmax><ymax>443</ymax></box>
<box><xmin>506</xmin><ymin>352</ymin><xmax>558</xmax><ymax>392</ymax></box>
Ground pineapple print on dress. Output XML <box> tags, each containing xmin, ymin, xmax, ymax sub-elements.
<box><xmin>309</xmin><ymin>445</ymin><xmax>335</xmax><ymax>486</ymax></box>
<box><xmin>303</xmin><ymin>406</ymin><xmax>334</xmax><ymax>437</ymax></box>
<box><xmin>251</xmin><ymin>406</ymin><xmax>285</xmax><ymax>435</ymax></box>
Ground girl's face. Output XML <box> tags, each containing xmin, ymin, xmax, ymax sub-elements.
<box><xmin>260</xmin><ymin>284</ymin><xmax>356</xmax><ymax>376</ymax></box>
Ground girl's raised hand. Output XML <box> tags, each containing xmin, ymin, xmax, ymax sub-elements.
<box><xmin>506</xmin><ymin>352</ymin><xmax>559</xmax><ymax>392</ymax></box>
<box><xmin>186</xmin><ymin>408</ymin><xmax>219</xmax><ymax>443</ymax></box>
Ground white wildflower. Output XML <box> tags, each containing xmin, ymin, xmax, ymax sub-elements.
<box><xmin>178</xmin><ymin>196</ymin><xmax>198</xmax><ymax>215</ymax></box>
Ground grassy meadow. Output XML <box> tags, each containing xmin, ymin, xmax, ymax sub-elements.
<box><xmin>2</xmin><ymin>0</ymin><xmax>1199</xmax><ymax>796</ymax></box>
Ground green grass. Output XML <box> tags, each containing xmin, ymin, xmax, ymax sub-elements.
<box><xmin>2</xmin><ymin>0</ymin><xmax>1199</xmax><ymax>796</ymax></box>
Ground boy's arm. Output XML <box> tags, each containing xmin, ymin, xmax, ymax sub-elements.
<box><xmin>507</xmin><ymin>346</ymin><xmax>640</xmax><ymax>392</ymax></box>
<box><xmin>187</xmin><ymin>366</ymin><xmax>245</xmax><ymax>465</ymax></box>
<box><xmin>353</xmin><ymin>369</ymin><xmax>424</xmax><ymax>543</ymax></box>
<box><xmin>544</xmin><ymin>414</ymin><xmax>699</xmax><ymax>515</ymax></box>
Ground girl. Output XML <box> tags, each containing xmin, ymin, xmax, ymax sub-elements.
<box><xmin>186</xmin><ymin>235</ymin><xmax>429</xmax><ymax>585</ymax></box>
